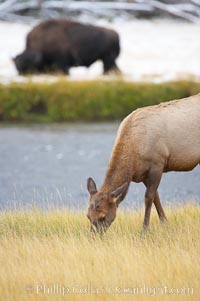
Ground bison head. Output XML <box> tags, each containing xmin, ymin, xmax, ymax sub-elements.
<box><xmin>13</xmin><ymin>50</ymin><xmax>42</xmax><ymax>74</ymax></box>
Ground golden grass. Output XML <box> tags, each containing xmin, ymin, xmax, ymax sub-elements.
<box><xmin>0</xmin><ymin>204</ymin><xmax>199</xmax><ymax>301</ymax></box>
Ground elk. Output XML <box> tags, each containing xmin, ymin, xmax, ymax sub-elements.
<box><xmin>87</xmin><ymin>94</ymin><xmax>200</xmax><ymax>234</ymax></box>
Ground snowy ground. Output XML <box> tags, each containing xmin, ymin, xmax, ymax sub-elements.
<box><xmin>0</xmin><ymin>19</ymin><xmax>200</xmax><ymax>83</ymax></box>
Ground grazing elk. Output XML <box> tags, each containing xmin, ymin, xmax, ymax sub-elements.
<box><xmin>87</xmin><ymin>94</ymin><xmax>200</xmax><ymax>234</ymax></box>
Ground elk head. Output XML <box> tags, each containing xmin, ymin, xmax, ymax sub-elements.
<box><xmin>87</xmin><ymin>177</ymin><xmax>129</xmax><ymax>235</ymax></box>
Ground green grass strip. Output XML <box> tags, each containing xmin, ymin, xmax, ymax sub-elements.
<box><xmin>0</xmin><ymin>80</ymin><xmax>199</xmax><ymax>122</ymax></box>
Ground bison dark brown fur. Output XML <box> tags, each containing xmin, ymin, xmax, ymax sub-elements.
<box><xmin>13</xmin><ymin>19</ymin><xmax>121</xmax><ymax>75</ymax></box>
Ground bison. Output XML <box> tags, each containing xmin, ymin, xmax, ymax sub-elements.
<box><xmin>13</xmin><ymin>19</ymin><xmax>121</xmax><ymax>75</ymax></box>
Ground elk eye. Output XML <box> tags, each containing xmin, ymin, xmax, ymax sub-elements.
<box><xmin>95</xmin><ymin>204</ymin><xmax>100</xmax><ymax>211</ymax></box>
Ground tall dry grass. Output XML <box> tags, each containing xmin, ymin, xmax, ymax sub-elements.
<box><xmin>0</xmin><ymin>204</ymin><xmax>199</xmax><ymax>301</ymax></box>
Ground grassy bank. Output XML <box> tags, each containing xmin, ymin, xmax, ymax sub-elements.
<box><xmin>0</xmin><ymin>204</ymin><xmax>199</xmax><ymax>301</ymax></box>
<box><xmin>0</xmin><ymin>80</ymin><xmax>200</xmax><ymax>122</ymax></box>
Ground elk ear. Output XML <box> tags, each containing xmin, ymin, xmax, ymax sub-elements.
<box><xmin>87</xmin><ymin>177</ymin><xmax>98</xmax><ymax>195</ymax></box>
<box><xmin>110</xmin><ymin>182</ymin><xmax>129</xmax><ymax>203</ymax></box>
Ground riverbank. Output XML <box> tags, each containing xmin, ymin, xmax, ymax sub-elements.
<box><xmin>0</xmin><ymin>80</ymin><xmax>200</xmax><ymax>122</ymax></box>
<box><xmin>0</xmin><ymin>204</ymin><xmax>199</xmax><ymax>301</ymax></box>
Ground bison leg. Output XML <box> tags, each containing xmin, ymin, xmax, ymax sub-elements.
<box><xmin>102</xmin><ymin>55</ymin><xmax>120</xmax><ymax>74</ymax></box>
<box><xmin>142</xmin><ymin>167</ymin><xmax>163</xmax><ymax>231</ymax></box>
<box><xmin>63</xmin><ymin>67</ymin><xmax>69</xmax><ymax>75</ymax></box>
<box><xmin>56</xmin><ymin>62</ymin><xmax>70</xmax><ymax>74</ymax></box>
<box><xmin>112</xmin><ymin>63</ymin><xmax>122</xmax><ymax>75</ymax></box>
<box><xmin>49</xmin><ymin>55</ymin><xmax>70</xmax><ymax>74</ymax></box>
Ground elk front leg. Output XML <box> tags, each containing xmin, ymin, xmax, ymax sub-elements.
<box><xmin>154</xmin><ymin>191</ymin><xmax>168</xmax><ymax>223</ymax></box>
<box><xmin>143</xmin><ymin>167</ymin><xmax>163</xmax><ymax>231</ymax></box>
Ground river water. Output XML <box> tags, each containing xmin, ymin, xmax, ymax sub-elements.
<box><xmin>0</xmin><ymin>123</ymin><xmax>199</xmax><ymax>209</ymax></box>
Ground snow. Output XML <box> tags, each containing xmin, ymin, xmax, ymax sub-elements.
<box><xmin>0</xmin><ymin>19</ymin><xmax>200</xmax><ymax>83</ymax></box>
